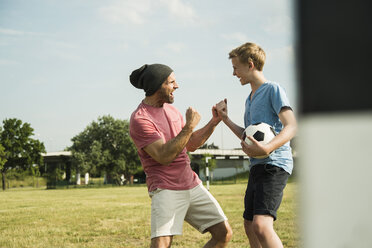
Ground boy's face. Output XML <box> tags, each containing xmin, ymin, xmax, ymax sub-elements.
<box><xmin>231</xmin><ymin>57</ymin><xmax>252</xmax><ymax>85</ymax></box>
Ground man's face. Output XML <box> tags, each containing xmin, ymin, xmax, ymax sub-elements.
<box><xmin>231</xmin><ymin>57</ymin><xmax>252</xmax><ymax>85</ymax></box>
<box><xmin>158</xmin><ymin>72</ymin><xmax>178</xmax><ymax>104</ymax></box>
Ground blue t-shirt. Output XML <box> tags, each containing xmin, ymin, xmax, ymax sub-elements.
<box><xmin>244</xmin><ymin>82</ymin><xmax>293</xmax><ymax>174</ymax></box>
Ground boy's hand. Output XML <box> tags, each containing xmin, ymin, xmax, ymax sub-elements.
<box><xmin>241</xmin><ymin>136</ymin><xmax>270</xmax><ymax>158</ymax></box>
<box><xmin>215</xmin><ymin>98</ymin><xmax>228</xmax><ymax>121</ymax></box>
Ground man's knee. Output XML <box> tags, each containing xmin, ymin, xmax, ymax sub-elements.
<box><xmin>209</xmin><ymin>221</ymin><xmax>233</xmax><ymax>243</ymax></box>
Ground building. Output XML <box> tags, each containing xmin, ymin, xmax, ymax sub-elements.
<box><xmin>42</xmin><ymin>149</ymin><xmax>250</xmax><ymax>185</ymax></box>
<box><xmin>189</xmin><ymin>149</ymin><xmax>250</xmax><ymax>181</ymax></box>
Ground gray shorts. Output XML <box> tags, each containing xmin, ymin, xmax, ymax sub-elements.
<box><xmin>149</xmin><ymin>183</ymin><xmax>227</xmax><ymax>238</ymax></box>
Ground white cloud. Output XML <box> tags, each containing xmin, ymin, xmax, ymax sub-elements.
<box><xmin>99</xmin><ymin>0</ymin><xmax>151</xmax><ymax>25</ymax></box>
<box><xmin>45</xmin><ymin>40</ymin><xmax>78</xmax><ymax>49</ymax></box>
<box><xmin>100</xmin><ymin>0</ymin><xmax>198</xmax><ymax>25</ymax></box>
<box><xmin>0</xmin><ymin>59</ymin><xmax>18</xmax><ymax>66</ymax></box>
<box><xmin>160</xmin><ymin>0</ymin><xmax>197</xmax><ymax>23</ymax></box>
<box><xmin>0</xmin><ymin>27</ymin><xmax>43</xmax><ymax>36</ymax></box>
<box><xmin>263</xmin><ymin>15</ymin><xmax>293</xmax><ymax>35</ymax></box>
<box><xmin>118</xmin><ymin>42</ymin><xmax>130</xmax><ymax>51</ymax></box>
<box><xmin>51</xmin><ymin>50</ymin><xmax>82</xmax><ymax>61</ymax></box>
<box><xmin>41</xmin><ymin>40</ymin><xmax>82</xmax><ymax>61</ymax></box>
<box><xmin>165</xmin><ymin>42</ymin><xmax>186</xmax><ymax>53</ymax></box>
<box><xmin>266</xmin><ymin>45</ymin><xmax>295</xmax><ymax>65</ymax></box>
<box><xmin>221</xmin><ymin>32</ymin><xmax>249</xmax><ymax>44</ymax></box>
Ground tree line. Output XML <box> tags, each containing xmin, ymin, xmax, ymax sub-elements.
<box><xmin>0</xmin><ymin>116</ymin><xmax>218</xmax><ymax>191</ymax></box>
<box><xmin>0</xmin><ymin>116</ymin><xmax>141</xmax><ymax>190</ymax></box>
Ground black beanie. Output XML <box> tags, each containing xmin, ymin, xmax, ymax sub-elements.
<box><xmin>129</xmin><ymin>64</ymin><xmax>173</xmax><ymax>96</ymax></box>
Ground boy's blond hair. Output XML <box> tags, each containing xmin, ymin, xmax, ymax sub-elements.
<box><xmin>229</xmin><ymin>42</ymin><xmax>266</xmax><ymax>71</ymax></box>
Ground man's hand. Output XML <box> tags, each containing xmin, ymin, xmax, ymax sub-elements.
<box><xmin>185</xmin><ymin>107</ymin><xmax>201</xmax><ymax>131</ymax></box>
<box><xmin>211</xmin><ymin>105</ymin><xmax>222</xmax><ymax>125</ymax></box>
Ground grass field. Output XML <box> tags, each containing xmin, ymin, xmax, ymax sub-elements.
<box><xmin>0</xmin><ymin>182</ymin><xmax>298</xmax><ymax>248</ymax></box>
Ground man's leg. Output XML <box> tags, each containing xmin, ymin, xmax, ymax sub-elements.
<box><xmin>203</xmin><ymin>221</ymin><xmax>232</xmax><ymax>248</ymax></box>
<box><xmin>150</xmin><ymin>236</ymin><xmax>173</xmax><ymax>248</ymax></box>
<box><xmin>251</xmin><ymin>215</ymin><xmax>283</xmax><ymax>248</ymax></box>
<box><xmin>244</xmin><ymin>219</ymin><xmax>262</xmax><ymax>248</ymax></box>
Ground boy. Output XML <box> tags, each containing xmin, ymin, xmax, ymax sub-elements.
<box><xmin>216</xmin><ymin>42</ymin><xmax>297</xmax><ymax>248</ymax></box>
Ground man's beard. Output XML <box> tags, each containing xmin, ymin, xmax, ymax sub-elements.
<box><xmin>159</xmin><ymin>88</ymin><xmax>174</xmax><ymax>104</ymax></box>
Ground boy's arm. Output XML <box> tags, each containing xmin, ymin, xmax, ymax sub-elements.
<box><xmin>269</xmin><ymin>107</ymin><xmax>297</xmax><ymax>151</ymax></box>
<box><xmin>242</xmin><ymin>107</ymin><xmax>297</xmax><ymax>157</ymax></box>
<box><xmin>223</xmin><ymin>116</ymin><xmax>246</xmax><ymax>140</ymax></box>
<box><xmin>215</xmin><ymin>99</ymin><xmax>245</xmax><ymax>140</ymax></box>
<box><xmin>143</xmin><ymin>107</ymin><xmax>200</xmax><ymax>165</ymax></box>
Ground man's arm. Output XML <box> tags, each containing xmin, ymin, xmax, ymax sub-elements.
<box><xmin>143</xmin><ymin>107</ymin><xmax>200</xmax><ymax>165</ymax></box>
<box><xmin>186</xmin><ymin>106</ymin><xmax>221</xmax><ymax>151</ymax></box>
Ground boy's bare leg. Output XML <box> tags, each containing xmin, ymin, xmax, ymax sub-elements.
<box><xmin>244</xmin><ymin>219</ymin><xmax>262</xmax><ymax>248</ymax></box>
<box><xmin>251</xmin><ymin>215</ymin><xmax>283</xmax><ymax>248</ymax></box>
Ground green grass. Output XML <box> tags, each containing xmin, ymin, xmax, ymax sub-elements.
<box><xmin>0</xmin><ymin>182</ymin><xmax>298</xmax><ymax>248</ymax></box>
<box><xmin>2</xmin><ymin>176</ymin><xmax>47</xmax><ymax>189</ymax></box>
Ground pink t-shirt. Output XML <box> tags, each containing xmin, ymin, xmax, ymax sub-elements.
<box><xmin>129</xmin><ymin>101</ymin><xmax>201</xmax><ymax>192</ymax></box>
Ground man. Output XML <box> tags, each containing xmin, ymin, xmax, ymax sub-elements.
<box><xmin>129</xmin><ymin>63</ymin><xmax>232</xmax><ymax>248</ymax></box>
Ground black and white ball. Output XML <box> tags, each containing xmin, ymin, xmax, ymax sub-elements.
<box><xmin>243</xmin><ymin>122</ymin><xmax>277</xmax><ymax>158</ymax></box>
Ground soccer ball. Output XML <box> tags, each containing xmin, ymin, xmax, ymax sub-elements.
<box><xmin>243</xmin><ymin>122</ymin><xmax>276</xmax><ymax>158</ymax></box>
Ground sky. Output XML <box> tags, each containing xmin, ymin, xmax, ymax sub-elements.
<box><xmin>0</xmin><ymin>0</ymin><xmax>296</xmax><ymax>152</ymax></box>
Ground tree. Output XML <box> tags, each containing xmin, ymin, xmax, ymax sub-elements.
<box><xmin>0</xmin><ymin>144</ymin><xmax>7</xmax><ymax>177</ymax></box>
<box><xmin>0</xmin><ymin>118</ymin><xmax>45</xmax><ymax>190</ymax></box>
<box><xmin>189</xmin><ymin>153</ymin><xmax>217</xmax><ymax>176</ymax></box>
<box><xmin>69</xmin><ymin>115</ymin><xmax>141</xmax><ymax>185</ymax></box>
<box><xmin>199</xmin><ymin>142</ymin><xmax>219</xmax><ymax>149</ymax></box>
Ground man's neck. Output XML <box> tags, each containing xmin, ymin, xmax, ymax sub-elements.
<box><xmin>143</xmin><ymin>96</ymin><xmax>164</xmax><ymax>107</ymax></box>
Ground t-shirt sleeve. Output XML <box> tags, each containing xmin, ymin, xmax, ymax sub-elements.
<box><xmin>130</xmin><ymin>117</ymin><xmax>162</xmax><ymax>150</ymax></box>
<box><xmin>271</xmin><ymin>84</ymin><xmax>292</xmax><ymax>114</ymax></box>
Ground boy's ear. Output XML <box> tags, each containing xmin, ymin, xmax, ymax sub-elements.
<box><xmin>248</xmin><ymin>61</ymin><xmax>255</xmax><ymax>69</ymax></box>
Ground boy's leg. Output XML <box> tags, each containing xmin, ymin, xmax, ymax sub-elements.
<box><xmin>244</xmin><ymin>219</ymin><xmax>262</xmax><ymax>248</ymax></box>
<box><xmin>150</xmin><ymin>236</ymin><xmax>173</xmax><ymax>248</ymax></box>
<box><xmin>244</xmin><ymin>169</ymin><xmax>262</xmax><ymax>247</ymax></box>
<box><xmin>203</xmin><ymin>220</ymin><xmax>232</xmax><ymax>248</ymax></box>
<box><xmin>243</xmin><ymin>164</ymin><xmax>289</xmax><ymax>248</ymax></box>
<box><xmin>251</xmin><ymin>215</ymin><xmax>283</xmax><ymax>248</ymax></box>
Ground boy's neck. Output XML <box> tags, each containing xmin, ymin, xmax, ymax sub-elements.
<box><xmin>249</xmin><ymin>71</ymin><xmax>267</xmax><ymax>93</ymax></box>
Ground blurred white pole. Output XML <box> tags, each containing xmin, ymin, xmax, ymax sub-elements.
<box><xmin>84</xmin><ymin>173</ymin><xmax>89</xmax><ymax>185</ymax></box>
<box><xmin>205</xmin><ymin>157</ymin><xmax>211</xmax><ymax>191</ymax></box>
<box><xmin>300</xmin><ymin>113</ymin><xmax>372</xmax><ymax>248</ymax></box>
<box><xmin>76</xmin><ymin>172</ymin><xmax>81</xmax><ymax>185</ymax></box>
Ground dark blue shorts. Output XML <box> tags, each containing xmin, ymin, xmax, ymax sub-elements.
<box><xmin>243</xmin><ymin>164</ymin><xmax>290</xmax><ymax>221</ymax></box>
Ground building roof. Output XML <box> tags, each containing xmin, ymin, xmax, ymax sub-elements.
<box><xmin>42</xmin><ymin>151</ymin><xmax>71</xmax><ymax>157</ymax></box>
<box><xmin>190</xmin><ymin>149</ymin><xmax>249</xmax><ymax>158</ymax></box>
<box><xmin>42</xmin><ymin>149</ymin><xmax>247</xmax><ymax>157</ymax></box>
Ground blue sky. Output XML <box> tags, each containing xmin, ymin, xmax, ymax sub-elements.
<box><xmin>0</xmin><ymin>0</ymin><xmax>296</xmax><ymax>152</ymax></box>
